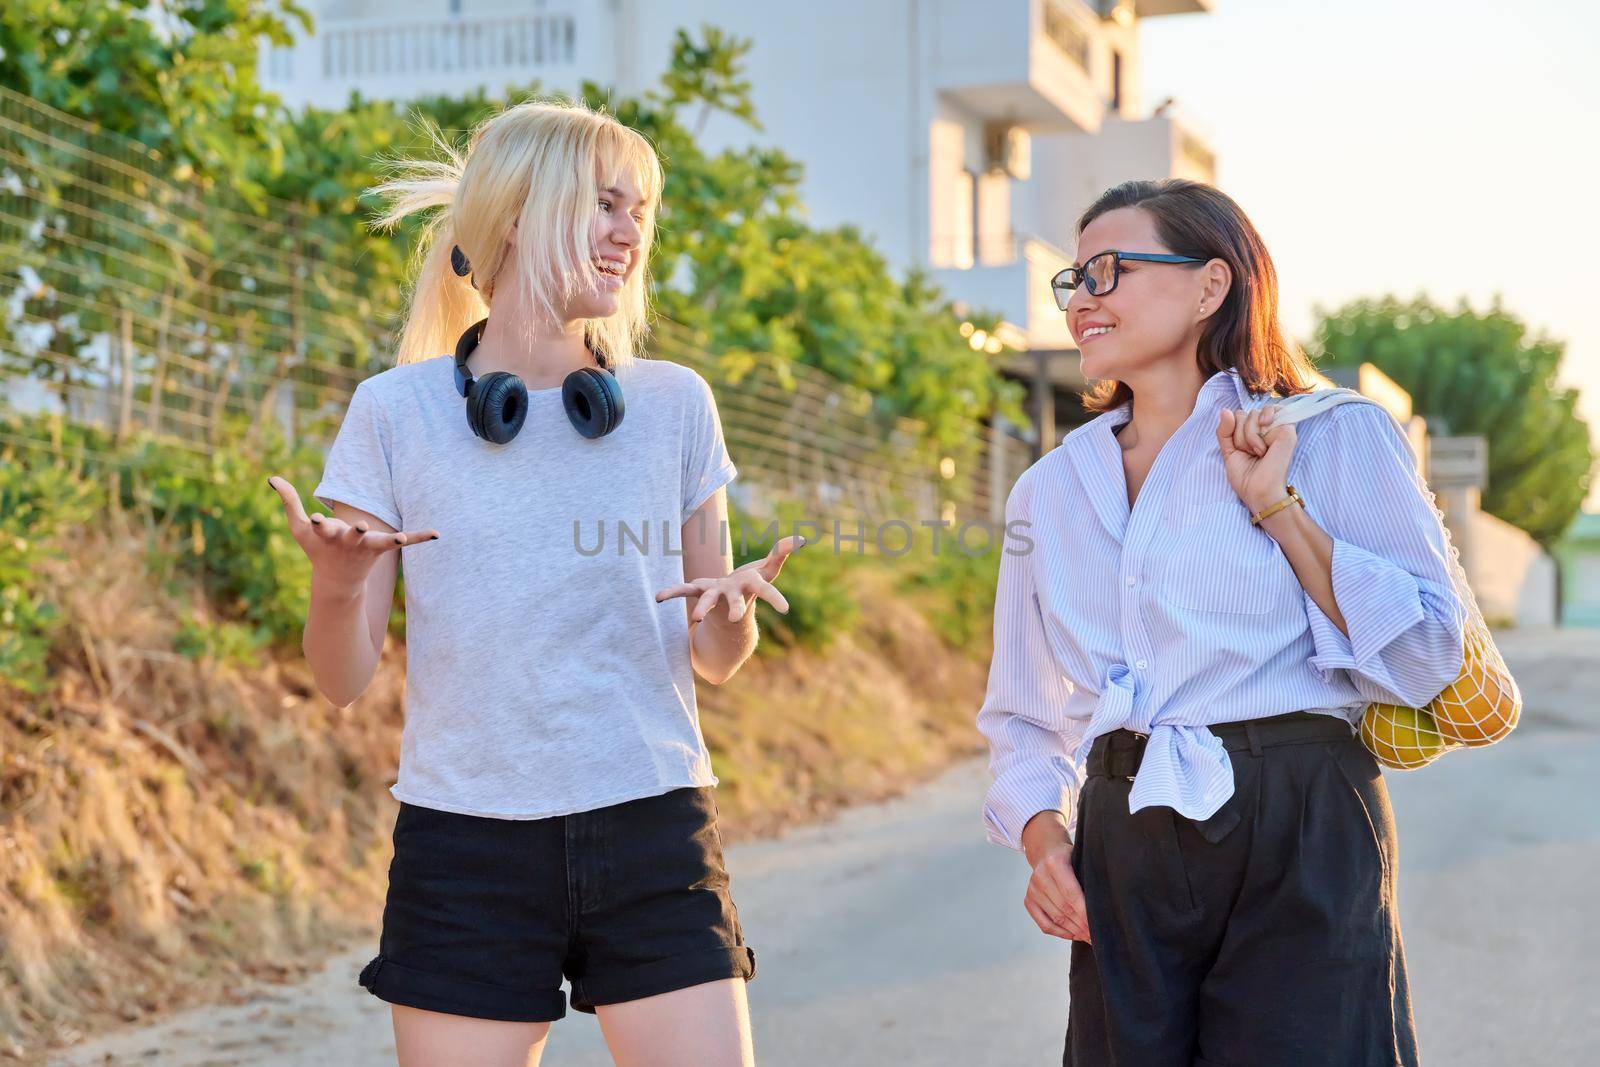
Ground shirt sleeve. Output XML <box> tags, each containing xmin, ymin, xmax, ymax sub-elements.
<box><xmin>1294</xmin><ymin>403</ymin><xmax>1467</xmax><ymax>708</ymax></box>
<box><xmin>976</xmin><ymin>472</ymin><xmax>1084</xmax><ymax>851</ymax></box>
<box><xmin>680</xmin><ymin>369</ymin><xmax>738</xmax><ymax>524</ymax></box>
<box><xmin>312</xmin><ymin>380</ymin><xmax>402</xmax><ymax>530</ymax></box>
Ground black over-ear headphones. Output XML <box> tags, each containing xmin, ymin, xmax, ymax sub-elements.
<box><xmin>451</xmin><ymin>317</ymin><xmax>625</xmax><ymax>444</ymax></box>
<box><xmin>448</xmin><ymin>244</ymin><xmax>624</xmax><ymax>444</ymax></box>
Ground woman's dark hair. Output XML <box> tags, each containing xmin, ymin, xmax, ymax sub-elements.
<box><xmin>1075</xmin><ymin>178</ymin><xmax>1315</xmax><ymax>413</ymax></box>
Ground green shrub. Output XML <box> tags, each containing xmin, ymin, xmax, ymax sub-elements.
<box><xmin>125</xmin><ymin>428</ymin><xmax>326</xmax><ymax>646</ymax></box>
<box><xmin>896</xmin><ymin>536</ymin><xmax>1001</xmax><ymax>649</ymax></box>
<box><xmin>0</xmin><ymin>420</ymin><xmax>108</xmax><ymax>690</ymax></box>
<box><xmin>0</xmin><ymin>411</ymin><xmax>333</xmax><ymax>690</ymax></box>
<box><xmin>173</xmin><ymin>614</ymin><xmax>270</xmax><ymax>667</ymax></box>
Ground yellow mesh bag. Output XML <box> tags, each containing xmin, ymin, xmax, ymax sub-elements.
<box><xmin>1269</xmin><ymin>389</ymin><xmax>1521</xmax><ymax>770</ymax></box>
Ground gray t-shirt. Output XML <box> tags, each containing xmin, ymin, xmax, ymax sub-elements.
<box><xmin>312</xmin><ymin>353</ymin><xmax>738</xmax><ymax>820</ymax></box>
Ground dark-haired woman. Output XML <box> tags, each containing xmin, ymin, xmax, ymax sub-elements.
<box><xmin>977</xmin><ymin>179</ymin><xmax>1466</xmax><ymax>1066</ymax></box>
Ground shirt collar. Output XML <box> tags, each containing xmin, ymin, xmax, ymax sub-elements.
<box><xmin>1057</xmin><ymin>369</ymin><xmax>1271</xmax><ymax>542</ymax></box>
<box><xmin>1083</xmin><ymin>368</ymin><xmax>1255</xmax><ymax>441</ymax></box>
<box><xmin>1209</xmin><ymin>367</ymin><xmax>1260</xmax><ymax>409</ymax></box>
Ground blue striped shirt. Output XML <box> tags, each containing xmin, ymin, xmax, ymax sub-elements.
<box><xmin>978</xmin><ymin>369</ymin><xmax>1467</xmax><ymax>850</ymax></box>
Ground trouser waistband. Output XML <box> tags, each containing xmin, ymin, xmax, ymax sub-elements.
<box><xmin>1086</xmin><ymin>711</ymin><xmax>1355</xmax><ymax>779</ymax></box>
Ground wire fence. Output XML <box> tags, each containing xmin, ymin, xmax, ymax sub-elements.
<box><xmin>0</xmin><ymin>84</ymin><xmax>1030</xmax><ymax>532</ymax></box>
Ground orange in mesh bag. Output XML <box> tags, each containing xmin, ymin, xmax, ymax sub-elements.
<box><xmin>1359</xmin><ymin>620</ymin><xmax>1521</xmax><ymax>769</ymax></box>
<box><xmin>1268</xmin><ymin>388</ymin><xmax>1521</xmax><ymax>770</ymax></box>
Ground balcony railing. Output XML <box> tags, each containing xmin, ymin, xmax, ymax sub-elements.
<box><xmin>1041</xmin><ymin>0</ymin><xmax>1092</xmax><ymax>71</ymax></box>
<box><xmin>1147</xmin><ymin>99</ymin><xmax>1218</xmax><ymax>182</ymax></box>
<box><xmin>1177</xmin><ymin>126</ymin><xmax>1216</xmax><ymax>179</ymax></box>
<box><xmin>928</xmin><ymin>231</ymin><xmax>1074</xmax><ymax>350</ymax></box>
<box><xmin>931</xmin><ymin>232</ymin><xmax>1034</xmax><ymax>269</ymax></box>
<box><xmin>930</xmin><ymin>0</ymin><xmax>1104</xmax><ymax>131</ymax></box>
<box><xmin>322</xmin><ymin>13</ymin><xmax>576</xmax><ymax>80</ymax></box>
<box><xmin>931</xmin><ymin>231</ymin><xmax>1073</xmax><ymax>270</ymax></box>
<box><xmin>261</xmin><ymin>11</ymin><xmax>579</xmax><ymax>88</ymax></box>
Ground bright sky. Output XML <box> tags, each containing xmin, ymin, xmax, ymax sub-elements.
<box><xmin>1140</xmin><ymin>0</ymin><xmax>1600</xmax><ymax>510</ymax></box>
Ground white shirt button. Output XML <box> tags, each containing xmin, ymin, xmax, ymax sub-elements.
<box><xmin>1125</xmin><ymin>576</ymin><xmax>1137</xmax><ymax>587</ymax></box>
<box><xmin>1135</xmin><ymin>659</ymin><xmax>1149</xmax><ymax>670</ymax></box>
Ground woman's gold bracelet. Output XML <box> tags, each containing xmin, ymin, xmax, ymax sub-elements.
<box><xmin>1250</xmin><ymin>485</ymin><xmax>1304</xmax><ymax>526</ymax></box>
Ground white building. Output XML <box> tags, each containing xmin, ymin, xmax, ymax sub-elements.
<box><xmin>262</xmin><ymin>0</ymin><xmax>1216</xmax><ymax>450</ymax></box>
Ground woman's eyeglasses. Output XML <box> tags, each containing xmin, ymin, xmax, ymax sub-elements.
<box><xmin>1050</xmin><ymin>251</ymin><xmax>1206</xmax><ymax>309</ymax></box>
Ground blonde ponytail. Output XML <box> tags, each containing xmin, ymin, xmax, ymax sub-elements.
<box><xmin>368</xmin><ymin>101</ymin><xmax>663</xmax><ymax>369</ymax></box>
<box><xmin>368</xmin><ymin>118</ymin><xmax>487</xmax><ymax>366</ymax></box>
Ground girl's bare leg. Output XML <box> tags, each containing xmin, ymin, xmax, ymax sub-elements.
<box><xmin>595</xmin><ymin>978</ymin><xmax>754</xmax><ymax>1067</ymax></box>
<box><xmin>391</xmin><ymin>1004</ymin><xmax>552</xmax><ymax>1067</ymax></box>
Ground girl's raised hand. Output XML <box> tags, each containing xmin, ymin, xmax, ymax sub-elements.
<box><xmin>654</xmin><ymin>534</ymin><xmax>806</xmax><ymax>624</ymax></box>
<box><xmin>267</xmin><ymin>476</ymin><xmax>439</xmax><ymax>590</ymax></box>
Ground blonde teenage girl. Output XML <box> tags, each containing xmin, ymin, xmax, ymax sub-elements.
<box><xmin>269</xmin><ymin>100</ymin><xmax>798</xmax><ymax>1067</ymax></box>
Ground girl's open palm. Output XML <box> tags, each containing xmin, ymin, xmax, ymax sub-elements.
<box><xmin>654</xmin><ymin>534</ymin><xmax>806</xmax><ymax>624</ymax></box>
<box><xmin>267</xmin><ymin>476</ymin><xmax>439</xmax><ymax>588</ymax></box>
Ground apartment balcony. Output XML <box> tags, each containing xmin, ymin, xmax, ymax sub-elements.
<box><xmin>929</xmin><ymin>231</ymin><xmax>1077</xmax><ymax>351</ymax></box>
<box><xmin>1121</xmin><ymin>102</ymin><xmax>1218</xmax><ymax>183</ymax></box>
<box><xmin>259</xmin><ymin>8</ymin><xmax>585</xmax><ymax>109</ymax></box>
<box><xmin>929</xmin><ymin>0</ymin><xmax>1107</xmax><ymax>133</ymax></box>
<box><xmin>1023</xmin><ymin>98</ymin><xmax>1217</xmax><ymax>241</ymax></box>
<box><xmin>1132</xmin><ymin>0</ymin><xmax>1215</xmax><ymax>15</ymax></box>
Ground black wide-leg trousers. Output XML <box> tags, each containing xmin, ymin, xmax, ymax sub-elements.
<box><xmin>1064</xmin><ymin>711</ymin><xmax>1419</xmax><ymax>1067</ymax></box>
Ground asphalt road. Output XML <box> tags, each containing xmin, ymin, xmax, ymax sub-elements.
<box><xmin>52</xmin><ymin>628</ymin><xmax>1600</xmax><ymax>1066</ymax></box>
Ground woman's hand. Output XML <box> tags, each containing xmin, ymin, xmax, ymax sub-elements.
<box><xmin>268</xmin><ymin>476</ymin><xmax>439</xmax><ymax>591</ymax></box>
<box><xmin>654</xmin><ymin>534</ymin><xmax>806</xmax><ymax>624</ymax></box>
<box><xmin>1216</xmin><ymin>406</ymin><xmax>1298</xmax><ymax>515</ymax></box>
<box><xmin>1021</xmin><ymin>811</ymin><xmax>1090</xmax><ymax>942</ymax></box>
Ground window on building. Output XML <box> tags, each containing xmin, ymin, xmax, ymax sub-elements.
<box><xmin>976</xmin><ymin>171</ymin><xmax>1011</xmax><ymax>265</ymax></box>
<box><xmin>929</xmin><ymin>120</ymin><xmax>975</xmax><ymax>269</ymax></box>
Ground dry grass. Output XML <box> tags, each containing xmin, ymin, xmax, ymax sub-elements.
<box><xmin>1</xmin><ymin>521</ymin><xmax>405</xmax><ymax>1058</ymax></box>
<box><xmin>0</xmin><ymin>527</ymin><xmax>989</xmax><ymax>1059</ymax></box>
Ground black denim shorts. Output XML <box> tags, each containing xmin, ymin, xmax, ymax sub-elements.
<box><xmin>357</xmin><ymin>785</ymin><xmax>755</xmax><ymax>1023</ymax></box>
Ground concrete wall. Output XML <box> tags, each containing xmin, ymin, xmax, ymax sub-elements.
<box><xmin>1466</xmin><ymin>510</ymin><xmax>1558</xmax><ymax>628</ymax></box>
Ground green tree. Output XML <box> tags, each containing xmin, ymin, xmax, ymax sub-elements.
<box><xmin>0</xmin><ymin>0</ymin><xmax>315</xmax><ymax>431</ymax></box>
<box><xmin>1313</xmin><ymin>295</ymin><xmax>1593</xmax><ymax>545</ymax></box>
<box><xmin>0</xmin><ymin>0</ymin><xmax>309</xmax><ymax>208</ymax></box>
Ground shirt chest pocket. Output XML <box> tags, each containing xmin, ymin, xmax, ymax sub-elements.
<box><xmin>1158</xmin><ymin>500</ymin><xmax>1300</xmax><ymax>616</ymax></box>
